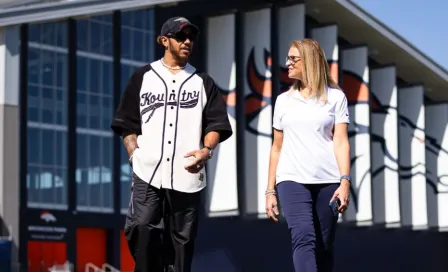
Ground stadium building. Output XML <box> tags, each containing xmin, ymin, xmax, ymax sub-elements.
<box><xmin>0</xmin><ymin>0</ymin><xmax>447</xmax><ymax>271</ymax></box>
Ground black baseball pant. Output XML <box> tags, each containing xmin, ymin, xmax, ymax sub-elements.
<box><xmin>124</xmin><ymin>173</ymin><xmax>202</xmax><ymax>272</ymax></box>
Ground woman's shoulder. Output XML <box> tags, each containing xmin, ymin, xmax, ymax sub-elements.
<box><xmin>276</xmin><ymin>91</ymin><xmax>290</xmax><ymax>104</ymax></box>
<box><xmin>326</xmin><ymin>86</ymin><xmax>347</xmax><ymax>103</ymax></box>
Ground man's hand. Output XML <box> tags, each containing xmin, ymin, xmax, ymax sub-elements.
<box><xmin>123</xmin><ymin>134</ymin><xmax>138</xmax><ymax>165</ymax></box>
<box><xmin>184</xmin><ymin>148</ymin><xmax>209</xmax><ymax>173</ymax></box>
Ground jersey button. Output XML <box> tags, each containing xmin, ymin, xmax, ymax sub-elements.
<box><xmin>167</xmin><ymin>158</ymin><xmax>170</xmax><ymax>161</ymax></box>
<box><xmin>173</xmin><ymin>80</ymin><xmax>176</xmax><ymax>83</ymax></box>
<box><xmin>169</xmin><ymin>123</ymin><xmax>173</xmax><ymax>126</ymax></box>
<box><xmin>168</xmin><ymin>141</ymin><xmax>171</xmax><ymax>144</ymax></box>
<box><xmin>171</xmin><ymin>106</ymin><xmax>174</xmax><ymax>109</ymax></box>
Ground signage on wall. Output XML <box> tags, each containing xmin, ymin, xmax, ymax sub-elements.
<box><xmin>27</xmin><ymin>211</ymin><xmax>67</xmax><ymax>241</ymax></box>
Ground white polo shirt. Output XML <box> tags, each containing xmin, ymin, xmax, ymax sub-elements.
<box><xmin>273</xmin><ymin>86</ymin><xmax>350</xmax><ymax>185</ymax></box>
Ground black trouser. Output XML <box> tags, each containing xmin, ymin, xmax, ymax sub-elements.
<box><xmin>124</xmin><ymin>173</ymin><xmax>202</xmax><ymax>272</ymax></box>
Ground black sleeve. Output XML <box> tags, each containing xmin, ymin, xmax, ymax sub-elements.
<box><xmin>201</xmin><ymin>73</ymin><xmax>233</xmax><ymax>143</ymax></box>
<box><xmin>110</xmin><ymin>65</ymin><xmax>150</xmax><ymax>137</ymax></box>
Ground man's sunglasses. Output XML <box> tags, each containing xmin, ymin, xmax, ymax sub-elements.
<box><xmin>169</xmin><ymin>31</ymin><xmax>197</xmax><ymax>42</ymax></box>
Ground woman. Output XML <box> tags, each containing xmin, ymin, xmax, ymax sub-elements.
<box><xmin>265</xmin><ymin>38</ymin><xmax>351</xmax><ymax>272</ymax></box>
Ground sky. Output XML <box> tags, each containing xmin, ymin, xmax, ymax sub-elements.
<box><xmin>351</xmin><ymin>0</ymin><xmax>448</xmax><ymax>71</ymax></box>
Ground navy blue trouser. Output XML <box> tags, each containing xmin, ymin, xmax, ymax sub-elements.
<box><xmin>277</xmin><ymin>181</ymin><xmax>339</xmax><ymax>272</ymax></box>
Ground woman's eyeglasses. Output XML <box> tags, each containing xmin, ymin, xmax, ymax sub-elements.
<box><xmin>286</xmin><ymin>56</ymin><xmax>301</xmax><ymax>64</ymax></box>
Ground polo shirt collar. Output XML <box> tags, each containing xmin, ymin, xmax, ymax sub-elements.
<box><xmin>290</xmin><ymin>86</ymin><xmax>329</xmax><ymax>104</ymax></box>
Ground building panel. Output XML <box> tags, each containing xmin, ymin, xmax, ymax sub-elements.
<box><xmin>370</xmin><ymin>66</ymin><xmax>400</xmax><ymax>226</ymax></box>
<box><xmin>310</xmin><ymin>25</ymin><xmax>339</xmax><ymax>83</ymax></box>
<box><xmin>398</xmin><ymin>85</ymin><xmax>427</xmax><ymax>228</ymax></box>
<box><xmin>341</xmin><ymin>46</ymin><xmax>372</xmax><ymax>224</ymax></box>
<box><xmin>0</xmin><ymin>24</ymin><xmax>21</xmax><ymax>267</ymax></box>
<box><xmin>242</xmin><ymin>8</ymin><xmax>272</xmax><ymax>215</ymax></box>
<box><xmin>205</xmin><ymin>13</ymin><xmax>238</xmax><ymax>217</ymax></box>
<box><xmin>277</xmin><ymin>4</ymin><xmax>304</xmax><ymax>93</ymax></box>
<box><xmin>425</xmin><ymin>104</ymin><xmax>448</xmax><ymax>230</ymax></box>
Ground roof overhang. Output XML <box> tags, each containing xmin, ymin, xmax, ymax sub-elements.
<box><xmin>0</xmin><ymin>0</ymin><xmax>184</xmax><ymax>26</ymax></box>
<box><xmin>0</xmin><ymin>0</ymin><xmax>446</xmax><ymax>101</ymax></box>
<box><xmin>307</xmin><ymin>0</ymin><xmax>448</xmax><ymax>102</ymax></box>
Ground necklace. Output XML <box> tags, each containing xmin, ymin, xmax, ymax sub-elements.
<box><xmin>161</xmin><ymin>58</ymin><xmax>186</xmax><ymax>70</ymax></box>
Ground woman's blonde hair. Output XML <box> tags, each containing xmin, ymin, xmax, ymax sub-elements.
<box><xmin>289</xmin><ymin>38</ymin><xmax>340</xmax><ymax>104</ymax></box>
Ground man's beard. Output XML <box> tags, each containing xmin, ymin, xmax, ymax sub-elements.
<box><xmin>168</xmin><ymin>41</ymin><xmax>188</xmax><ymax>65</ymax></box>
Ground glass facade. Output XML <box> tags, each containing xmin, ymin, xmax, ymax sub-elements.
<box><xmin>76</xmin><ymin>14</ymin><xmax>114</xmax><ymax>212</ymax></box>
<box><xmin>27</xmin><ymin>21</ymin><xmax>69</xmax><ymax>209</ymax></box>
<box><xmin>26</xmin><ymin>8</ymin><xmax>155</xmax><ymax>213</ymax></box>
<box><xmin>120</xmin><ymin>9</ymin><xmax>155</xmax><ymax>213</ymax></box>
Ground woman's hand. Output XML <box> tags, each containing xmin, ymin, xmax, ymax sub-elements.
<box><xmin>330</xmin><ymin>180</ymin><xmax>350</xmax><ymax>213</ymax></box>
<box><xmin>265</xmin><ymin>194</ymin><xmax>280</xmax><ymax>222</ymax></box>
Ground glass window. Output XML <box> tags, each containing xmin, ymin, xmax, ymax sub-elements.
<box><xmin>77</xmin><ymin>20</ymin><xmax>89</xmax><ymax>52</ymax></box>
<box><xmin>27</xmin><ymin>84</ymin><xmax>40</xmax><ymax>122</ymax></box>
<box><xmin>27</xmin><ymin>20</ymin><xmax>68</xmax><ymax>210</ymax></box>
<box><xmin>77</xmin><ymin>56</ymin><xmax>87</xmax><ymax>91</ymax></box>
<box><xmin>120</xmin><ymin>9</ymin><xmax>155</xmax><ymax>63</ymax></box>
<box><xmin>119</xmin><ymin>8</ymin><xmax>155</xmax><ymax>212</ymax></box>
<box><xmin>76</xmin><ymin>14</ymin><xmax>114</xmax><ymax>213</ymax></box>
<box><xmin>28</xmin><ymin>47</ymin><xmax>40</xmax><ymax>84</ymax></box>
<box><xmin>119</xmin><ymin>63</ymin><xmax>136</xmax><ymax>212</ymax></box>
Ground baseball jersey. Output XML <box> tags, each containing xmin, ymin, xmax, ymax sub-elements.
<box><xmin>111</xmin><ymin>59</ymin><xmax>233</xmax><ymax>193</ymax></box>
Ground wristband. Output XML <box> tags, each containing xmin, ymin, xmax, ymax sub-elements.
<box><xmin>203</xmin><ymin>146</ymin><xmax>213</xmax><ymax>159</ymax></box>
<box><xmin>340</xmin><ymin>175</ymin><xmax>351</xmax><ymax>182</ymax></box>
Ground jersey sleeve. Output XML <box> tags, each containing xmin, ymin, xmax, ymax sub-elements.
<box><xmin>335</xmin><ymin>92</ymin><xmax>350</xmax><ymax>124</ymax></box>
<box><xmin>202</xmin><ymin>74</ymin><xmax>233</xmax><ymax>143</ymax></box>
<box><xmin>111</xmin><ymin>67</ymin><xmax>146</xmax><ymax>137</ymax></box>
<box><xmin>272</xmin><ymin>95</ymin><xmax>284</xmax><ymax>130</ymax></box>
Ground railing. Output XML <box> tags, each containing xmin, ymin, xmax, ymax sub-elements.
<box><xmin>85</xmin><ymin>262</ymin><xmax>103</xmax><ymax>272</ymax></box>
<box><xmin>48</xmin><ymin>261</ymin><xmax>74</xmax><ymax>272</ymax></box>
<box><xmin>102</xmin><ymin>263</ymin><xmax>120</xmax><ymax>272</ymax></box>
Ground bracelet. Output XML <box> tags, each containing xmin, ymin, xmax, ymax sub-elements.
<box><xmin>265</xmin><ymin>189</ymin><xmax>276</xmax><ymax>196</ymax></box>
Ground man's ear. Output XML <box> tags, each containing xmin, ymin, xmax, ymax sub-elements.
<box><xmin>157</xmin><ymin>35</ymin><xmax>169</xmax><ymax>50</ymax></box>
<box><xmin>161</xmin><ymin>37</ymin><xmax>169</xmax><ymax>50</ymax></box>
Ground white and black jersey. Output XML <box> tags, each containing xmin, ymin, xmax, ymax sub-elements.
<box><xmin>111</xmin><ymin>59</ymin><xmax>232</xmax><ymax>193</ymax></box>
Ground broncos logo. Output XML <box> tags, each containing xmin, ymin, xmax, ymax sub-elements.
<box><xmin>371</xmin><ymin>95</ymin><xmax>448</xmax><ymax>194</ymax></box>
<box><xmin>342</xmin><ymin>71</ymin><xmax>370</xmax><ymax>213</ymax></box>
<box><xmin>217</xmin><ymin>47</ymin><xmax>293</xmax><ymax>137</ymax></box>
<box><xmin>217</xmin><ymin>48</ymin><xmax>339</xmax><ymax>134</ymax></box>
<box><xmin>345</xmin><ymin>72</ymin><xmax>448</xmax><ymax>213</ymax></box>
<box><xmin>328</xmin><ymin>60</ymin><xmax>339</xmax><ymax>84</ymax></box>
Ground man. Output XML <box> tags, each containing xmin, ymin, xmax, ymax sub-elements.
<box><xmin>111</xmin><ymin>16</ymin><xmax>232</xmax><ymax>272</ymax></box>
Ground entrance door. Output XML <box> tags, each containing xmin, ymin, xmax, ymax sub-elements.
<box><xmin>28</xmin><ymin>241</ymin><xmax>67</xmax><ymax>272</ymax></box>
<box><xmin>76</xmin><ymin>228</ymin><xmax>106</xmax><ymax>272</ymax></box>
